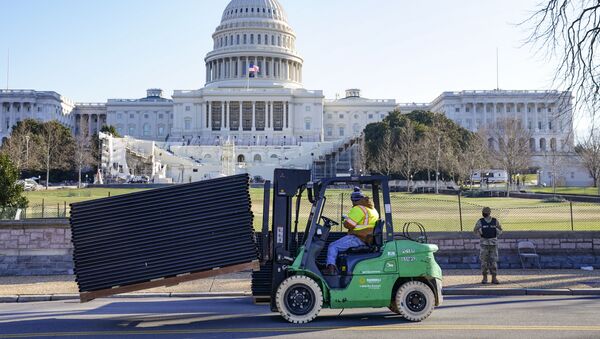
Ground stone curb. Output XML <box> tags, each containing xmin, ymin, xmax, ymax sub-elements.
<box><xmin>1</xmin><ymin>289</ymin><xmax>598</xmax><ymax>303</ymax></box>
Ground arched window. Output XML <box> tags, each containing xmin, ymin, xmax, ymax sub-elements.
<box><xmin>487</xmin><ymin>138</ymin><xmax>494</xmax><ymax>150</ymax></box>
<box><xmin>243</xmin><ymin>34</ymin><xmax>247</xmax><ymax>44</ymax></box>
<box><xmin>204</xmin><ymin>154</ymin><xmax>212</xmax><ymax>159</ymax></box>
<box><xmin>270</xmin><ymin>154</ymin><xmax>278</xmax><ymax>159</ymax></box>
<box><xmin>271</xmin><ymin>35</ymin><xmax>275</xmax><ymax>45</ymax></box>
<box><xmin>253</xmin><ymin>154</ymin><xmax>262</xmax><ymax>162</ymax></box>
<box><xmin>237</xmin><ymin>154</ymin><xmax>245</xmax><ymax>163</ymax></box>
<box><xmin>550</xmin><ymin>138</ymin><xmax>557</xmax><ymax>151</ymax></box>
<box><xmin>264</xmin><ymin>34</ymin><xmax>268</xmax><ymax>44</ymax></box>
<box><xmin>529</xmin><ymin>138</ymin><xmax>536</xmax><ymax>152</ymax></box>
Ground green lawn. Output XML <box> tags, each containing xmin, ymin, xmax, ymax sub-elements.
<box><xmin>20</xmin><ymin>187</ymin><xmax>600</xmax><ymax>232</ymax></box>
<box><xmin>529</xmin><ymin>186</ymin><xmax>599</xmax><ymax>196</ymax></box>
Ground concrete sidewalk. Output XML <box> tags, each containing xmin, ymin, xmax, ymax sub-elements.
<box><xmin>0</xmin><ymin>269</ymin><xmax>598</xmax><ymax>302</ymax></box>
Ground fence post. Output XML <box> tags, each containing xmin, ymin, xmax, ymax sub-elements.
<box><xmin>64</xmin><ymin>201</ymin><xmax>67</xmax><ymax>218</ymax></box>
<box><xmin>42</xmin><ymin>199</ymin><xmax>45</xmax><ymax>218</ymax></box>
<box><xmin>57</xmin><ymin>203</ymin><xmax>60</xmax><ymax>218</ymax></box>
<box><xmin>570</xmin><ymin>201</ymin><xmax>574</xmax><ymax>231</ymax></box>
<box><xmin>108</xmin><ymin>191</ymin><xmax>111</xmax><ymax>197</ymax></box>
<box><xmin>458</xmin><ymin>192</ymin><xmax>463</xmax><ymax>232</ymax></box>
<box><xmin>340</xmin><ymin>193</ymin><xmax>344</xmax><ymax>232</ymax></box>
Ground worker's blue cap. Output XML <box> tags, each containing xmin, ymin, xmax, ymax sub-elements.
<box><xmin>351</xmin><ymin>187</ymin><xmax>366</xmax><ymax>202</ymax></box>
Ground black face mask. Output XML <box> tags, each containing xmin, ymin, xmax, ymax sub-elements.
<box><xmin>482</xmin><ymin>213</ymin><xmax>490</xmax><ymax>218</ymax></box>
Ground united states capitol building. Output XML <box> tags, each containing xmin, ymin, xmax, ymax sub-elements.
<box><xmin>0</xmin><ymin>0</ymin><xmax>591</xmax><ymax>185</ymax></box>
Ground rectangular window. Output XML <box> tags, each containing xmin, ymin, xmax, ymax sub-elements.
<box><xmin>326</xmin><ymin>127</ymin><xmax>333</xmax><ymax>137</ymax></box>
<box><xmin>465</xmin><ymin>107</ymin><xmax>470</xmax><ymax>113</ymax></box>
<box><xmin>549</xmin><ymin>122</ymin><xmax>553</xmax><ymax>130</ymax></box>
<box><xmin>186</xmin><ymin>106</ymin><xmax>191</xmax><ymax>111</ymax></box>
<box><xmin>368</xmin><ymin>114</ymin><xmax>373</xmax><ymax>119</ymax></box>
<box><xmin>129</xmin><ymin>114</ymin><xmax>134</xmax><ymax>119</ymax></box>
<box><xmin>455</xmin><ymin>108</ymin><xmax>460</xmax><ymax>113</ymax></box>
<box><xmin>305</xmin><ymin>121</ymin><xmax>311</xmax><ymax>130</ymax></box>
<box><xmin>159</xmin><ymin>114</ymin><xmax>164</xmax><ymax>119</ymax></box>
<box><xmin>339</xmin><ymin>127</ymin><xmax>345</xmax><ymax>137</ymax></box>
<box><xmin>158</xmin><ymin>126</ymin><xmax>165</xmax><ymax>136</ymax></box>
<box><xmin>185</xmin><ymin>119</ymin><xmax>192</xmax><ymax>130</ymax></box>
<box><xmin>538</xmin><ymin>121</ymin><xmax>542</xmax><ymax>130</ymax></box>
<box><xmin>117</xmin><ymin>113</ymin><xmax>122</xmax><ymax>120</ymax></box>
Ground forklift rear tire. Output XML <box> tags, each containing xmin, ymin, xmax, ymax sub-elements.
<box><xmin>276</xmin><ymin>275</ymin><xmax>323</xmax><ymax>324</ymax></box>
<box><xmin>395</xmin><ymin>281</ymin><xmax>435</xmax><ymax>322</ymax></box>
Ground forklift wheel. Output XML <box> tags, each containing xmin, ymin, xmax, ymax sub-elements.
<box><xmin>395</xmin><ymin>281</ymin><xmax>435</xmax><ymax>322</ymax></box>
<box><xmin>276</xmin><ymin>275</ymin><xmax>323</xmax><ymax>324</ymax></box>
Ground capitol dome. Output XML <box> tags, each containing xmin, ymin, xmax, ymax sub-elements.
<box><xmin>204</xmin><ymin>0</ymin><xmax>304</xmax><ymax>89</ymax></box>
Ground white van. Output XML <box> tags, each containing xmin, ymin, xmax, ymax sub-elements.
<box><xmin>470</xmin><ymin>170</ymin><xmax>508</xmax><ymax>184</ymax></box>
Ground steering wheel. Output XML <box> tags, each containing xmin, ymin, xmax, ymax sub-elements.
<box><xmin>320</xmin><ymin>216</ymin><xmax>339</xmax><ymax>227</ymax></box>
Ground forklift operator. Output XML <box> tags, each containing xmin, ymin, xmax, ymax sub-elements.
<box><xmin>324</xmin><ymin>187</ymin><xmax>380</xmax><ymax>275</ymax></box>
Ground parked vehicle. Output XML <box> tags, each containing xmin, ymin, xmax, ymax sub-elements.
<box><xmin>470</xmin><ymin>170</ymin><xmax>508</xmax><ymax>184</ymax></box>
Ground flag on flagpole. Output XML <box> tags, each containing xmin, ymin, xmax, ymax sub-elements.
<box><xmin>249</xmin><ymin>64</ymin><xmax>260</xmax><ymax>73</ymax></box>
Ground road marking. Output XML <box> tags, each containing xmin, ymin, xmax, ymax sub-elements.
<box><xmin>2</xmin><ymin>324</ymin><xmax>600</xmax><ymax>337</ymax></box>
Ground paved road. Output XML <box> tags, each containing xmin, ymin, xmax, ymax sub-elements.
<box><xmin>0</xmin><ymin>296</ymin><xmax>599</xmax><ymax>338</ymax></box>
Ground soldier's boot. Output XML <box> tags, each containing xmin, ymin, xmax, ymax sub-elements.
<box><xmin>481</xmin><ymin>274</ymin><xmax>488</xmax><ymax>284</ymax></box>
<box><xmin>491</xmin><ymin>274</ymin><xmax>499</xmax><ymax>284</ymax></box>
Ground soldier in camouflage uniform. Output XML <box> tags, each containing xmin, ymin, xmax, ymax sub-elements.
<box><xmin>473</xmin><ymin>207</ymin><xmax>503</xmax><ymax>284</ymax></box>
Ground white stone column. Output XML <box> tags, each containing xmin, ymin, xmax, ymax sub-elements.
<box><xmin>283</xmin><ymin>101</ymin><xmax>288</xmax><ymax>129</ymax></box>
<box><xmin>252</xmin><ymin>101</ymin><xmax>256</xmax><ymax>131</ymax></box>
<box><xmin>208</xmin><ymin>101</ymin><xmax>212</xmax><ymax>130</ymax></box>
<box><xmin>221</xmin><ymin>101</ymin><xmax>225</xmax><ymax>130</ymax></box>
<box><xmin>226</xmin><ymin>101</ymin><xmax>230</xmax><ymax>129</ymax></box>
<box><xmin>268</xmin><ymin>101</ymin><xmax>273</xmax><ymax>130</ymax></box>
<box><xmin>239</xmin><ymin>101</ymin><xmax>242</xmax><ymax>130</ymax></box>
<box><xmin>88</xmin><ymin>114</ymin><xmax>93</xmax><ymax>136</ymax></box>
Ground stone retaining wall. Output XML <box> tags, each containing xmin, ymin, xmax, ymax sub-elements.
<box><xmin>428</xmin><ymin>231</ymin><xmax>600</xmax><ymax>269</ymax></box>
<box><xmin>0</xmin><ymin>220</ymin><xmax>72</xmax><ymax>275</ymax></box>
<box><xmin>0</xmin><ymin>220</ymin><xmax>599</xmax><ymax>275</ymax></box>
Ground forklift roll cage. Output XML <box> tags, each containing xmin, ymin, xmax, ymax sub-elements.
<box><xmin>262</xmin><ymin>169</ymin><xmax>396</xmax><ymax>311</ymax></box>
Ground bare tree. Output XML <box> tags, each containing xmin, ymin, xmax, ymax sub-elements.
<box><xmin>38</xmin><ymin>121</ymin><xmax>73</xmax><ymax>189</ymax></box>
<box><xmin>396</xmin><ymin>120</ymin><xmax>422</xmax><ymax>192</ymax></box>
<box><xmin>0</xmin><ymin>123</ymin><xmax>37</xmax><ymax>172</ymax></box>
<box><xmin>74</xmin><ymin>132</ymin><xmax>95</xmax><ymax>188</ymax></box>
<box><xmin>576</xmin><ymin>128</ymin><xmax>600</xmax><ymax>193</ymax></box>
<box><xmin>543</xmin><ymin>146</ymin><xmax>566</xmax><ymax>196</ymax></box>
<box><xmin>371</xmin><ymin>129</ymin><xmax>398</xmax><ymax>177</ymax></box>
<box><xmin>487</xmin><ymin>118</ymin><xmax>533</xmax><ymax>197</ymax></box>
<box><xmin>525</xmin><ymin>0</ymin><xmax>600</xmax><ymax>119</ymax></box>
<box><xmin>424</xmin><ymin>115</ymin><xmax>451</xmax><ymax>194</ymax></box>
<box><xmin>458</xmin><ymin>132</ymin><xmax>489</xmax><ymax>190</ymax></box>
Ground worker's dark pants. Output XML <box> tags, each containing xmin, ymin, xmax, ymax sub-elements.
<box><xmin>327</xmin><ymin>235</ymin><xmax>364</xmax><ymax>265</ymax></box>
<box><xmin>480</xmin><ymin>244</ymin><xmax>498</xmax><ymax>275</ymax></box>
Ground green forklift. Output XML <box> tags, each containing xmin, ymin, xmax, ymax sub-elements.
<box><xmin>257</xmin><ymin>169</ymin><xmax>443</xmax><ymax>324</ymax></box>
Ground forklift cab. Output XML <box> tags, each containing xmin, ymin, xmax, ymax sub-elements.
<box><xmin>264</xmin><ymin>169</ymin><xmax>396</xmax><ymax>303</ymax></box>
<box><xmin>298</xmin><ymin>175</ymin><xmax>393</xmax><ymax>289</ymax></box>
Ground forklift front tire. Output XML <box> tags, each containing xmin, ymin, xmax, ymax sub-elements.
<box><xmin>276</xmin><ymin>275</ymin><xmax>323</xmax><ymax>324</ymax></box>
<box><xmin>395</xmin><ymin>281</ymin><xmax>435</xmax><ymax>322</ymax></box>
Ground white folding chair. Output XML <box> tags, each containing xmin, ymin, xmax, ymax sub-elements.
<box><xmin>518</xmin><ymin>241</ymin><xmax>541</xmax><ymax>269</ymax></box>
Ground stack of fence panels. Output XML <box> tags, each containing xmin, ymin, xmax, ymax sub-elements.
<box><xmin>70</xmin><ymin>174</ymin><xmax>257</xmax><ymax>301</ymax></box>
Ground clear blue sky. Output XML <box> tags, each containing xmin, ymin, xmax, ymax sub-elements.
<box><xmin>0</xmin><ymin>0</ymin><xmax>566</xmax><ymax>114</ymax></box>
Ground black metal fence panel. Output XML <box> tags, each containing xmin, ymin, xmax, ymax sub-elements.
<box><xmin>70</xmin><ymin>174</ymin><xmax>258</xmax><ymax>292</ymax></box>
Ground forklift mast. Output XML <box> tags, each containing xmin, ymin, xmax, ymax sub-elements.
<box><xmin>268</xmin><ymin>169</ymin><xmax>312</xmax><ymax>309</ymax></box>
